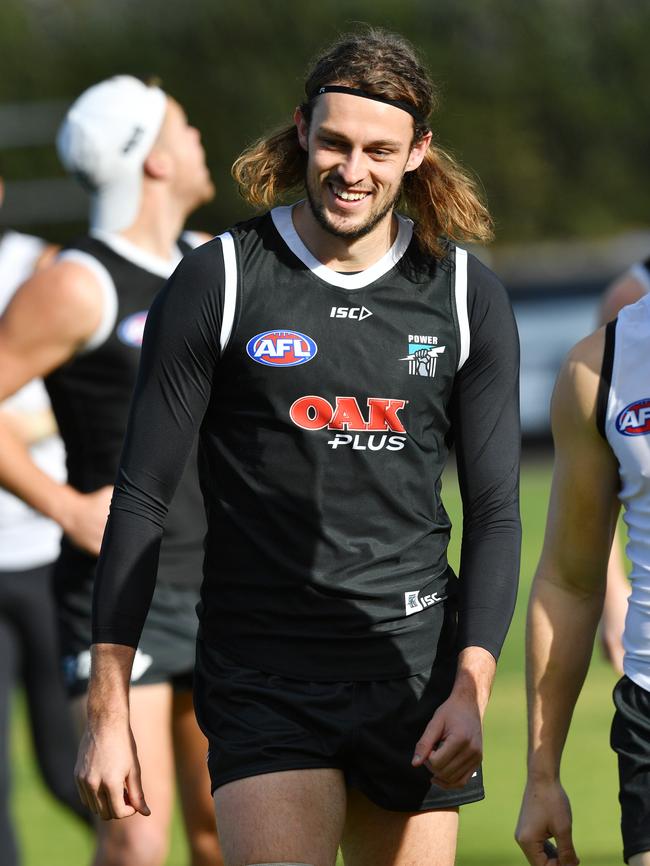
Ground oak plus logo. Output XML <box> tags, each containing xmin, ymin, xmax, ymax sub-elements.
<box><xmin>330</xmin><ymin>305</ymin><xmax>373</xmax><ymax>321</ymax></box>
<box><xmin>290</xmin><ymin>395</ymin><xmax>407</xmax><ymax>451</ymax></box>
<box><xmin>616</xmin><ymin>398</ymin><xmax>650</xmax><ymax>436</ymax></box>
<box><xmin>246</xmin><ymin>330</ymin><xmax>317</xmax><ymax>367</ymax></box>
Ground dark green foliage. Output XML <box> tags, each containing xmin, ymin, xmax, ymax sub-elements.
<box><xmin>1</xmin><ymin>0</ymin><xmax>649</xmax><ymax>243</ymax></box>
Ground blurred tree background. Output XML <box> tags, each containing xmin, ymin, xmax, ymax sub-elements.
<box><xmin>1</xmin><ymin>0</ymin><xmax>649</xmax><ymax>244</ymax></box>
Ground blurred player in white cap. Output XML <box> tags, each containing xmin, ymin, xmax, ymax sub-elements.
<box><xmin>0</xmin><ymin>77</ymin><xmax>221</xmax><ymax>866</ymax></box>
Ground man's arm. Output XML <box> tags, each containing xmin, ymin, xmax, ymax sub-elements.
<box><xmin>75</xmin><ymin>644</ymin><xmax>149</xmax><ymax>820</ymax></box>
<box><xmin>597</xmin><ymin>270</ymin><xmax>643</xmax><ymax>673</ymax></box>
<box><xmin>413</xmin><ymin>257</ymin><xmax>521</xmax><ymax>787</ymax></box>
<box><xmin>0</xmin><ymin>405</ymin><xmax>58</xmax><ymax>446</ymax></box>
<box><xmin>0</xmin><ymin>260</ymin><xmax>112</xmax><ymax>553</ymax></box>
<box><xmin>600</xmin><ymin>539</ymin><xmax>629</xmax><ymax>674</ymax></box>
<box><xmin>77</xmin><ymin>239</ymin><xmax>224</xmax><ymax>818</ymax></box>
<box><xmin>516</xmin><ymin>327</ymin><xmax>620</xmax><ymax>866</ymax></box>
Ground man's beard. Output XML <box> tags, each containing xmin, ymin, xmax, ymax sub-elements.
<box><xmin>305</xmin><ymin>175</ymin><xmax>401</xmax><ymax>241</ymax></box>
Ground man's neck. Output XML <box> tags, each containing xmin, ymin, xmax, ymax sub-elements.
<box><xmin>291</xmin><ymin>201</ymin><xmax>398</xmax><ymax>272</ymax></box>
<box><xmin>118</xmin><ymin>195</ymin><xmax>188</xmax><ymax>261</ymax></box>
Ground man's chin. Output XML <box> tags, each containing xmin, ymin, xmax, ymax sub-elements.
<box><xmin>312</xmin><ymin>205</ymin><xmax>378</xmax><ymax>241</ymax></box>
<box><xmin>193</xmin><ymin>181</ymin><xmax>217</xmax><ymax>209</ymax></box>
<box><xmin>202</xmin><ymin>180</ymin><xmax>217</xmax><ymax>204</ymax></box>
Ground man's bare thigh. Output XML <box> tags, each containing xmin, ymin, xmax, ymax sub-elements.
<box><xmin>213</xmin><ymin>768</ymin><xmax>459</xmax><ymax>866</ymax></box>
<box><xmin>342</xmin><ymin>786</ymin><xmax>458</xmax><ymax>866</ymax></box>
<box><xmin>213</xmin><ymin>768</ymin><xmax>345</xmax><ymax>866</ymax></box>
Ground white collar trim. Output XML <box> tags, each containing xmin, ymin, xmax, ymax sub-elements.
<box><xmin>270</xmin><ymin>204</ymin><xmax>413</xmax><ymax>290</ymax></box>
<box><xmin>89</xmin><ymin>229</ymin><xmax>182</xmax><ymax>279</ymax></box>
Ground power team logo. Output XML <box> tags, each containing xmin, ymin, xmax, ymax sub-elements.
<box><xmin>117</xmin><ymin>311</ymin><xmax>148</xmax><ymax>347</ymax></box>
<box><xmin>246</xmin><ymin>330</ymin><xmax>318</xmax><ymax>367</ymax></box>
<box><xmin>290</xmin><ymin>395</ymin><xmax>407</xmax><ymax>450</ymax></box>
<box><xmin>399</xmin><ymin>334</ymin><xmax>446</xmax><ymax>378</ymax></box>
<box><xmin>616</xmin><ymin>398</ymin><xmax>650</xmax><ymax>436</ymax></box>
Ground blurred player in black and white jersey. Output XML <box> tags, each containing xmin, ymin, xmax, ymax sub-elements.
<box><xmin>76</xmin><ymin>30</ymin><xmax>521</xmax><ymax>866</ymax></box>
<box><xmin>0</xmin><ymin>79</ymin><xmax>221</xmax><ymax>866</ymax></box>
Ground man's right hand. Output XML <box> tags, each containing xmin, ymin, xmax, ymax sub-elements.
<box><xmin>58</xmin><ymin>484</ymin><xmax>113</xmax><ymax>555</ymax></box>
<box><xmin>515</xmin><ymin>779</ymin><xmax>579</xmax><ymax>866</ymax></box>
<box><xmin>75</xmin><ymin>719</ymin><xmax>151</xmax><ymax>821</ymax></box>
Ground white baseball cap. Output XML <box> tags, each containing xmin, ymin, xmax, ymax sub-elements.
<box><xmin>56</xmin><ymin>75</ymin><xmax>167</xmax><ymax>232</ymax></box>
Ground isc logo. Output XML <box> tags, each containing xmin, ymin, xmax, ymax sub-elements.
<box><xmin>246</xmin><ymin>330</ymin><xmax>318</xmax><ymax>367</ymax></box>
<box><xmin>616</xmin><ymin>398</ymin><xmax>650</xmax><ymax>436</ymax></box>
<box><xmin>330</xmin><ymin>306</ymin><xmax>372</xmax><ymax>320</ymax></box>
<box><xmin>404</xmin><ymin>589</ymin><xmax>446</xmax><ymax>616</ymax></box>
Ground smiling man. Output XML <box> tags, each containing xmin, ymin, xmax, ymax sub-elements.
<box><xmin>76</xmin><ymin>29</ymin><xmax>521</xmax><ymax>866</ymax></box>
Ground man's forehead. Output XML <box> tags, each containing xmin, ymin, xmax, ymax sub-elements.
<box><xmin>309</xmin><ymin>91</ymin><xmax>414</xmax><ymax>141</ymax></box>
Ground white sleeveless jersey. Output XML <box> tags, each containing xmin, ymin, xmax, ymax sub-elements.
<box><xmin>604</xmin><ymin>293</ymin><xmax>650</xmax><ymax>691</ymax></box>
<box><xmin>0</xmin><ymin>230</ymin><xmax>66</xmax><ymax>569</ymax></box>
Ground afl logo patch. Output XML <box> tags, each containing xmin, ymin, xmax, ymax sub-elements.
<box><xmin>616</xmin><ymin>398</ymin><xmax>650</xmax><ymax>436</ymax></box>
<box><xmin>246</xmin><ymin>330</ymin><xmax>317</xmax><ymax>367</ymax></box>
<box><xmin>117</xmin><ymin>311</ymin><xmax>148</xmax><ymax>347</ymax></box>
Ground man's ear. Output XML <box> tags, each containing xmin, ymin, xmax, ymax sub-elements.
<box><xmin>405</xmin><ymin>131</ymin><xmax>433</xmax><ymax>173</ymax></box>
<box><xmin>143</xmin><ymin>148</ymin><xmax>172</xmax><ymax>180</ymax></box>
<box><xmin>293</xmin><ymin>107</ymin><xmax>309</xmax><ymax>152</ymax></box>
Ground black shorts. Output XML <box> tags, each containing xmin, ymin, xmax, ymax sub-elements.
<box><xmin>611</xmin><ymin>675</ymin><xmax>650</xmax><ymax>863</ymax></box>
<box><xmin>194</xmin><ymin>640</ymin><xmax>485</xmax><ymax>812</ymax></box>
<box><xmin>58</xmin><ymin>574</ymin><xmax>199</xmax><ymax>698</ymax></box>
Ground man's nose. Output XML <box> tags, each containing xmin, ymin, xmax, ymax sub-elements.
<box><xmin>336</xmin><ymin>149</ymin><xmax>365</xmax><ymax>186</ymax></box>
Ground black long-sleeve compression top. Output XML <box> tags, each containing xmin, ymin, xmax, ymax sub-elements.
<box><xmin>93</xmin><ymin>209</ymin><xmax>521</xmax><ymax>680</ymax></box>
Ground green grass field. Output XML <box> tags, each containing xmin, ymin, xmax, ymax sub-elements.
<box><xmin>10</xmin><ymin>460</ymin><xmax>623</xmax><ymax>865</ymax></box>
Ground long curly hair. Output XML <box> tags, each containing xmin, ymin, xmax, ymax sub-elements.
<box><xmin>232</xmin><ymin>28</ymin><xmax>493</xmax><ymax>257</ymax></box>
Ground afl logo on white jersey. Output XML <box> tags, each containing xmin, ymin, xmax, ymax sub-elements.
<box><xmin>616</xmin><ymin>398</ymin><xmax>650</xmax><ymax>436</ymax></box>
<box><xmin>246</xmin><ymin>330</ymin><xmax>317</xmax><ymax>367</ymax></box>
<box><xmin>117</xmin><ymin>311</ymin><xmax>148</xmax><ymax>347</ymax></box>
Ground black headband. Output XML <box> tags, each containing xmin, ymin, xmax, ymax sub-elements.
<box><xmin>309</xmin><ymin>85</ymin><xmax>427</xmax><ymax>126</ymax></box>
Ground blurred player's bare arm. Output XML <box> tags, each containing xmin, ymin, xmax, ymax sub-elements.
<box><xmin>0</xmin><ymin>261</ymin><xmax>113</xmax><ymax>554</ymax></box>
<box><xmin>598</xmin><ymin>269</ymin><xmax>644</xmax><ymax>674</ymax></box>
<box><xmin>600</xmin><ymin>539</ymin><xmax>629</xmax><ymax>674</ymax></box>
<box><xmin>0</xmin><ymin>405</ymin><xmax>57</xmax><ymax>445</ymax></box>
<box><xmin>516</xmin><ymin>328</ymin><xmax>620</xmax><ymax>866</ymax></box>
